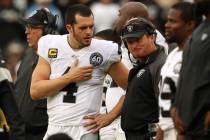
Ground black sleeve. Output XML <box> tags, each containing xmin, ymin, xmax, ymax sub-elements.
<box><xmin>0</xmin><ymin>80</ymin><xmax>25</xmax><ymax>140</ymax></box>
<box><xmin>149</xmin><ymin>51</ymin><xmax>166</xmax><ymax>98</ymax></box>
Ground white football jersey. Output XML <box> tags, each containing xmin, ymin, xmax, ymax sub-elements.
<box><xmin>158</xmin><ymin>47</ymin><xmax>182</xmax><ymax>130</ymax></box>
<box><xmin>38</xmin><ymin>34</ymin><xmax>121</xmax><ymax>126</ymax></box>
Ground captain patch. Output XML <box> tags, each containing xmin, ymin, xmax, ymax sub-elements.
<box><xmin>90</xmin><ymin>52</ymin><xmax>103</xmax><ymax>67</ymax></box>
<box><xmin>48</xmin><ymin>48</ymin><xmax>58</xmax><ymax>58</ymax></box>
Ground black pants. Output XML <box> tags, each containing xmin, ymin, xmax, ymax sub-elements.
<box><xmin>125</xmin><ymin>127</ymin><xmax>152</xmax><ymax>140</ymax></box>
<box><xmin>125</xmin><ymin>133</ymin><xmax>151</xmax><ymax>140</ymax></box>
<box><xmin>0</xmin><ymin>132</ymin><xmax>9</xmax><ymax>140</ymax></box>
<box><xmin>184</xmin><ymin>134</ymin><xmax>210</xmax><ymax>140</ymax></box>
<box><xmin>25</xmin><ymin>131</ymin><xmax>45</xmax><ymax>140</ymax></box>
<box><xmin>25</xmin><ymin>125</ymin><xmax>47</xmax><ymax>140</ymax></box>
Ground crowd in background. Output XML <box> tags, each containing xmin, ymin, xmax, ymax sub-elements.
<box><xmin>1</xmin><ymin>0</ymin><xmax>207</xmax><ymax>140</ymax></box>
<box><xmin>0</xmin><ymin>0</ymin><xmax>188</xmax><ymax>81</ymax></box>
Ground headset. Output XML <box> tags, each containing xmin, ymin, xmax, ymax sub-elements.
<box><xmin>121</xmin><ymin>17</ymin><xmax>156</xmax><ymax>46</ymax></box>
<box><xmin>121</xmin><ymin>17</ymin><xmax>157</xmax><ymax>66</ymax></box>
<box><xmin>42</xmin><ymin>8</ymin><xmax>58</xmax><ymax>35</ymax></box>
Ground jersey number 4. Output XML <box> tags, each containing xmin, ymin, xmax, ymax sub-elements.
<box><xmin>61</xmin><ymin>67</ymin><xmax>78</xmax><ymax>103</ymax></box>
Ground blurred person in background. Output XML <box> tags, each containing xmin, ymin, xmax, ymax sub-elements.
<box><xmin>14</xmin><ymin>8</ymin><xmax>57</xmax><ymax>140</ymax></box>
<box><xmin>4</xmin><ymin>41</ymin><xmax>25</xmax><ymax>82</ymax></box>
<box><xmin>156</xmin><ymin>2</ymin><xmax>201</xmax><ymax>140</ymax></box>
<box><xmin>122</xmin><ymin>0</ymin><xmax>166</xmax><ymax>33</ymax></box>
<box><xmin>0</xmin><ymin>49</ymin><xmax>25</xmax><ymax>140</ymax></box>
<box><xmin>115</xmin><ymin>1</ymin><xmax>168</xmax><ymax>54</ymax></box>
<box><xmin>91</xmin><ymin>0</ymin><xmax>120</xmax><ymax>33</ymax></box>
<box><xmin>0</xmin><ymin>0</ymin><xmax>25</xmax><ymax>50</ymax></box>
<box><xmin>172</xmin><ymin>0</ymin><xmax>210</xmax><ymax>139</ymax></box>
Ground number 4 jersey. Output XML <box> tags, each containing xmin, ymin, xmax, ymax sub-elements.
<box><xmin>38</xmin><ymin>34</ymin><xmax>121</xmax><ymax>126</ymax></box>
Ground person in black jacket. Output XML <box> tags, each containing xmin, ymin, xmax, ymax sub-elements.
<box><xmin>120</xmin><ymin>17</ymin><xmax>167</xmax><ymax>140</ymax></box>
<box><xmin>14</xmin><ymin>8</ymin><xmax>57</xmax><ymax>140</ymax></box>
<box><xmin>172</xmin><ymin>0</ymin><xmax>210</xmax><ymax>139</ymax></box>
<box><xmin>0</xmin><ymin>50</ymin><xmax>25</xmax><ymax>140</ymax></box>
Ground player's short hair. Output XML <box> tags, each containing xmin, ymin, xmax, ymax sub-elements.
<box><xmin>65</xmin><ymin>4</ymin><xmax>93</xmax><ymax>25</ymax></box>
<box><xmin>172</xmin><ymin>2</ymin><xmax>202</xmax><ymax>26</ymax></box>
<box><xmin>194</xmin><ymin>0</ymin><xmax>210</xmax><ymax>17</ymax></box>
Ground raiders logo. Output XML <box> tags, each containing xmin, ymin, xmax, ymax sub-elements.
<box><xmin>137</xmin><ymin>69</ymin><xmax>145</xmax><ymax>78</ymax></box>
<box><xmin>48</xmin><ymin>48</ymin><xmax>58</xmax><ymax>58</ymax></box>
<box><xmin>127</xmin><ymin>25</ymin><xmax>133</xmax><ymax>32</ymax></box>
<box><xmin>90</xmin><ymin>52</ymin><xmax>103</xmax><ymax>67</ymax></box>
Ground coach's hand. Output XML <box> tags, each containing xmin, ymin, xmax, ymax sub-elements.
<box><xmin>83</xmin><ymin>114</ymin><xmax>113</xmax><ymax>133</ymax></box>
<box><xmin>204</xmin><ymin>111</ymin><xmax>210</xmax><ymax>130</ymax></box>
<box><xmin>155</xmin><ymin>127</ymin><xmax>163</xmax><ymax>140</ymax></box>
<box><xmin>171</xmin><ymin>107</ymin><xmax>185</xmax><ymax>135</ymax></box>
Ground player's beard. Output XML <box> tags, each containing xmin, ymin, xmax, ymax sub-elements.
<box><xmin>72</xmin><ymin>30</ymin><xmax>92</xmax><ymax>48</ymax></box>
<box><xmin>166</xmin><ymin>37</ymin><xmax>176</xmax><ymax>44</ymax></box>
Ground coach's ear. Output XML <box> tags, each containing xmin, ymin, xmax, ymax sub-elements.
<box><xmin>66</xmin><ymin>24</ymin><xmax>73</xmax><ymax>34</ymax></box>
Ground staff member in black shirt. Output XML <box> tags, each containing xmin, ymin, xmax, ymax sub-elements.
<box><xmin>172</xmin><ymin>0</ymin><xmax>210</xmax><ymax>139</ymax></box>
<box><xmin>120</xmin><ymin>17</ymin><xmax>167</xmax><ymax>140</ymax></box>
<box><xmin>14</xmin><ymin>9</ymin><xmax>57</xmax><ymax>140</ymax></box>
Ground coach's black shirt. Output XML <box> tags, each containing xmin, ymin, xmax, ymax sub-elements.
<box><xmin>175</xmin><ymin>19</ymin><xmax>210</xmax><ymax>136</ymax></box>
<box><xmin>121</xmin><ymin>47</ymin><xmax>166</xmax><ymax>133</ymax></box>
<box><xmin>14</xmin><ymin>48</ymin><xmax>48</xmax><ymax>132</ymax></box>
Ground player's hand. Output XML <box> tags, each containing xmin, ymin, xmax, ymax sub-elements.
<box><xmin>83</xmin><ymin>114</ymin><xmax>99</xmax><ymax>133</ymax></box>
<box><xmin>83</xmin><ymin>114</ymin><xmax>113</xmax><ymax>133</ymax></box>
<box><xmin>204</xmin><ymin>111</ymin><xmax>210</xmax><ymax>130</ymax></box>
<box><xmin>171</xmin><ymin>107</ymin><xmax>185</xmax><ymax>135</ymax></box>
<box><xmin>64</xmin><ymin>59</ymin><xmax>93</xmax><ymax>82</ymax></box>
<box><xmin>155</xmin><ymin>127</ymin><xmax>163</xmax><ymax>140</ymax></box>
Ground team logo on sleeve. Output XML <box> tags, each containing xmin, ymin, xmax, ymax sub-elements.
<box><xmin>90</xmin><ymin>52</ymin><xmax>103</xmax><ymax>67</ymax></box>
<box><xmin>127</xmin><ymin>25</ymin><xmax>133</xmax><ymax>32</ymax></box>
<box><xmin>48</xmin><ymin>48</ymin><xmax>58</xmax><ymax>58</ymax></box>
<box><xmin>137</xmin><ymin>69</ymin><xmax>145</xmax><ymax>78</ymax></box>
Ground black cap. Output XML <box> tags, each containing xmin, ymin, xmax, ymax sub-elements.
<box><xmin>121</xmin><ymin>17</ymin><xmax>155</xmax><ymax>39</ymax></box>
<box><xmin>121</xmin><ymin>24</ymin><xmax>146</xmax><ymax>39</ymax></box>
<box><xmin>21</xmin><ymin>8</ymin><xmax>52</xmax><ymax>26</ymax></box>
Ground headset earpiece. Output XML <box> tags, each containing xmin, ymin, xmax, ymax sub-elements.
<box><xmin>43</xmin><ymin>9</ymin><xmax>57</xmax><ymax>35</ymax></box>
<box><xmin>123</xmin><ymin>39</ymin><xmax>128</xmax><ymax>49</ymax></box>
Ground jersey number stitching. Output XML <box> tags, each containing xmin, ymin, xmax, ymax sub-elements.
<box><xmin>61</xmin><ymin>67</ymin><xmax>78</xmax><ymax>103</ymax></box>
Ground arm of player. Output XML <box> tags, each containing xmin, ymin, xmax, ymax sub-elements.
<box><xmin>30</xmin><ymin>57</ymin><xmax>93</xmax><ymax>100</ymax></box>
<box><xmin>83</xmin><ymin>62</ymin><xmax>128</xmax><ymax>132</ymax></box>
<box><xmin>107</xmin><ymin>61</ymin><xmax>128</xmax><ymax>90</ymax></box>
<box><xmin>100</xmin><ymin>61</ymin><xmax>128</xmax><ymax>120</ymax></box>
<box><xmin>83</xmin><ymin>96</ymin><xmax>125</xmax><ymax>133</ymax></box>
